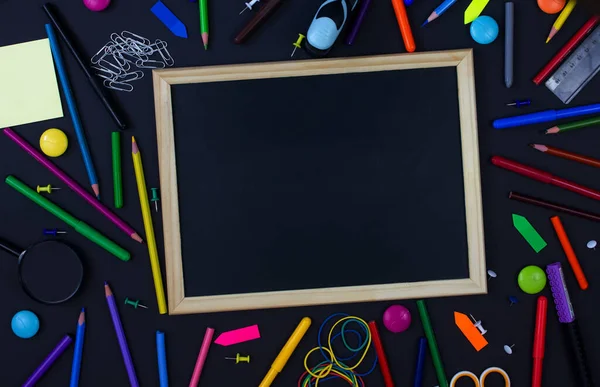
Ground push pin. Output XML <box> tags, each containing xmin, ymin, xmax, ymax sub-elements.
<box><xmin>469</xmin><ymin>314</ymin><xmax>487</xmax><ymax>335</ymax></box>
<box><xmin>44</xmin><ymin>228</ymin><xmax>67</xmax><ymax>236</ymax></box>
<box><xmin>290</xmin><ymin>34</ymin><xmax>306</xmax><ymax>58</ymax></box>
<box><xmin>508</xmin><ymin>296</ymin><xmax>519</xmax><ymax>306</ymax></box>
<box><xmin>225</xmin><ymin>353</ymin><xmax>251</xmax><ymax>363</ymax></box>
<box><xmin>487</xmin><ymin>270</ymin><xmax>497</xmax><ymax>280</ymax></box>
<box><xmin>239</xmin><ymin>0</ymin><xmax>260</xmax><ymax>14</ymax></box>
<box><xmin>586</xmin><ymin>240</ymin><xmax>597</xmax><ymax>250</ymax></box>
<box><xmin>151</xmin><ymin>188</ymin><xmax>160</xmax><ymax>212</ymax></box>
<box><xmin>37</xmin><ymin>185</ymin><xmax>61</xmax><ymax>194</ymax></box>
<box><xmin>506</xmin><ymin>99</ymin><xmax>531</xmax><ymax>108</ymax></box>
<box><xmin>124</xmin><ymin>297</ymin><xmax>148</xmax><ymax>309</ymax></box>
<box><xmin>503</xmin><ymin>344</ymin><xmax>515</xmax><ymax>354</ymax></box>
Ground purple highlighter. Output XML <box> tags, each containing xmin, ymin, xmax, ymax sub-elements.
<box><xmin>546</xmin><ymin>263</ymin><xmax>594</xmax><ymax>387</ymax></box>
<box><xmin>345</xmin><ymin>0</ymin><xmax>373</xmax><ymax>45</ymax></box>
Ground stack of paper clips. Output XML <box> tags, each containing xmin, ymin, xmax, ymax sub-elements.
<box><xmin>90</xmin><ymin>31</ymin><xmax>174</xmax><ymax>92</ymax></box>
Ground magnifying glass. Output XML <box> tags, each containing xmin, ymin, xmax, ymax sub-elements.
<box><xmin>0</xmin><ymin>238</ymin><xmax>84</xmax><ymax>304</ymax></box>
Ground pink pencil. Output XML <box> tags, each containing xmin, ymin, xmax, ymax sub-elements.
<box><xmin>3</xmin><ymin>128</ymin><xmax>142</xmax><ymax>243</ymax></box>
<box><xmin>189</xmin><ymin>327</ymin><xmax>214</xmax><ymax>387</ymax></box>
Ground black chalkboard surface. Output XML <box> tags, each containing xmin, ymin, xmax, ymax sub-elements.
<box><xmin>154</xmin><ymin>51</ymin><xmax>486</xmax><ymax>314</ymax></box>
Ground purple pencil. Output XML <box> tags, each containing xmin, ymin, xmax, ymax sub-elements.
<box><xmin>105</xmin><ymin>282</ymin><xmax>139</xmax><ymax>387</ymax></box>
<box><xmin>2</xmin><ymin>128</ymin><xmax>142</xmax><ymax>243</ymax></box>
<box><xmin>345</xmin><ymin>0</ymin><xmax>373</xmax><ymax>45</ymax></box>
<box><xmin>23</xmin><ymin>335</ymin><xmax>73</xmax><ymax>387</ymax></box>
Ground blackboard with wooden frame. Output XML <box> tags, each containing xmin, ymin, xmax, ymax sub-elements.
<box><xmin>153</xmin><ymin>49</ymin><xmax>486</xmax><ymax>315</ymax></box>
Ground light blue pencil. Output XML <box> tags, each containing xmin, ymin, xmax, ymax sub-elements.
<box><xmin>156</xmin><ymin>331</ymin><xmax>169</xmax><ymax>387</ymax></box>
<box><xmin>70</xmin><ymin>308</ymin><xmax>85</xmax><ymax>387</ymax></box>
<box><xmin>45</xmin><ymin>24</ymin><xmax>100</xmax><ymax>199</ymax></box>
<box><xmin>422</xmin><ymin>0</ymin><xmax>458</xmax><ymax>26</ymax></box>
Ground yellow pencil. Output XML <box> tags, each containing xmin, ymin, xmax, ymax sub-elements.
<box><xmin>132</xmin><ymin>137</ymin><xmax>167</xmax><ymax>314</ymax></box>
<box><xmin>546</xmin><ymin>0</ymin><xmax>577</xmax><ymax>43</ymax></box>
<box><xmin>259</xmin><ymin>317</ymin><xmax>311</xmax><ymax>387</ymax></box>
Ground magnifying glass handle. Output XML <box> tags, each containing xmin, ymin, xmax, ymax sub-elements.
<box><xmin>0</xmin><ymin>238</ymin><xmax>23</xmax><ymax>258</ymax></box>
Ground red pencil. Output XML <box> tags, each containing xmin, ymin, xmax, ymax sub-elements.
<box><xmin>532</xmin><ymin>296</ymin><xmax>547</xmax><ymax>387</ymax></box>
<box><xmin>368</xmin><ymin>321</ymin><xmax>394</xmax><ymax>387</ymax></box>
<box><xmin>533</xmin><ymin>16</ymin><xmax>600</xmax><ymax>85</ymax></box>
<box><xmin>491</xmin><ymin>156</ymin><xmax>600</xmax><ymax>202</ymax></box>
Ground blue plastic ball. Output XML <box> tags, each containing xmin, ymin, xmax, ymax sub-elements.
<box><xmin>11</xmin><ymin>310</ymin><xmax>40</xmax><ymax>339</ymax></box>
<box><xmin>470</xmin><ymin>16</ymin><xmax>499</xmax><ymax>44</ymax></box>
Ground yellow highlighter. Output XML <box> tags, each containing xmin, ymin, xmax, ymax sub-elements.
<box><xmin>259</xmin><ymin>317</ymin><xmax>312</xmax><ymax>387</ymax></box>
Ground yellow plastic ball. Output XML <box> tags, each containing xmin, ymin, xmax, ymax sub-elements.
<box><xmin>40</xmin><ymin>128</ymin><xmax>68</xmax><ymax>157</ymax></box>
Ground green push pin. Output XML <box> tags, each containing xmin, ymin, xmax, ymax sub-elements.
<box><xmin>151</xmin><ymin>188</ymin><xmax>160</xmax><ymax>213</ymax></box>
<box><xmin>124</xmin><ymin>297</ymin><xmax>148</xmax><ymax>309</ymax></box>
<box><xmin>225</xmin><ymin>353</ymin><xmax>251</xmax><ymax>364</ymax></box>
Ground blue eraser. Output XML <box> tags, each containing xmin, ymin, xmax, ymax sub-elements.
<box><xmin>470</xmin><ymin>16</ymin><xmax>498</xmax><ymax>44</ymax></box>
<box><xmin>12</xmin><ymin>310</ymin><xmax>40</xmax><ymax>339</ymax></box>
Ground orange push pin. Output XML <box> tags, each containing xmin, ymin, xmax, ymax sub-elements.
<box><xmin>225</xmin><ymin>353</ymin><xmax>250</xmax><ymax>363</ymax></box>
<box><xmin>37</xmin><ymin>185</ymin><xmax>61</xmax><ymax>194</ymax></box>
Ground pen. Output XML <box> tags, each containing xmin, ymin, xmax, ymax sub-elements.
<box><xmin>505</xmin><ymin>2</ymin><xmax>514</xmax><ymax>88</ymax></box>
<box><xmin>532</xmin><ymin>296</ymin><xmax>547</xmax><ymax>387</ymax></box>
<box><xmin>391</xmin><ymin>0</ymin><xmax>416</xmax><ymax>52</ymax></box>
<box><xmin>234</xmin><ymin>0</ymin><xmax>283</xmax><ymax>44</ymax></box>
<box><xmin>493</xmin><ymin>103</ymin><xmax>600</xmax><ymax>129</ymax></box>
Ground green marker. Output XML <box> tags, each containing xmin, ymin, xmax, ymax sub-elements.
<box><xmin>200</xmin><ymin>0</ymin><xmax>209</xmax><ymax>50</ymax></box>
<box><xmin>5</xmin><ymin>175</ymin><xmax>130</xmax><ymax>261</ymax></box>
<box><xmin>112</xmin><ymin>132</ymin><xmax>123</xmax><ymax>209</ymax></box>
<box><xmin>416</xmin><ymin>300</ymin><xmax>448</xmax><ymax>387</ymax></box>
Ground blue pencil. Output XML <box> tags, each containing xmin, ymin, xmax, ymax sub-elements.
<box><xmin>493</xmin><ymin>103</ymin><xmax>600</xmax><ymax>129</ymax></box>
<box><xmin>70</xmin><ymin>308</ymin><xmax>85</xmax><ymax>387</ymax></box>
<box><xmin>422</xmin><ymin>0</ymin><xmax>458</xmax><ymax>26</ymax></box>
<box><xmin>156</xmin><ymin>331</ymin><xmax>169</xmax><ymax>387</ymax></box>
<box><xmin>45</xmin><ymin>24</ymin><xmax>100</xmax><ymax>199</ymax></box>
<box><xmin>413</xmin><ymin>337</ymin><xmax>427</xmax><ymax>387</ymax></box>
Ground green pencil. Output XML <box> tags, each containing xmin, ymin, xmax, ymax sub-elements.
<box><xmin>5</xmin><ymin>175</ymin><xmax>130</xmax><ymax>261</ymax></box>
<box><xmin>200</xmin><ymin>0</ymin><xmax>209</xmax><ymax>50</ymax></box>
<box><xmin>112</xmin><ymin>132</ymin><xmax>123</xmax><ymax>209</ymax></box>
<box><xmin>546</xmin><ymin>115</ymin><xmax>600</xmax><ymax>134</ymax></box>
<box><xmin>416</xmin><ymin>300</ymin><xmax>448</xmax><ymax>387</ymax></box>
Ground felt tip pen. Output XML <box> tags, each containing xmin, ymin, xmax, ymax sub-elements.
<box><xmin>493</xmin><ymin>103</ymin><xmax>600</xmax><ymax>129</ymax></box>
<box><xmin>532</xmin><ymin>296</ymin><xmax>547</xmax><ymax>387</ymax></box>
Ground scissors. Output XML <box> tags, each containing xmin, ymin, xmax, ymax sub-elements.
<box><xmin>450</xmin><ymin>367</ymin><xmax>510</xmax><ymax>386</ymax></box>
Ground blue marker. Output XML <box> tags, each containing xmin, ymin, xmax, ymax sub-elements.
<box><xmin>493</xmin><ymin>103</ymin><xmax>600</xmax><ymax>129</ymax></box>
<box><xmin>414</xmin><ymin>337</ymin><xmax>427</xmax><ymax>387</ymax></box>
<box><xmin>422</xmin><ymin>0</ymin><xmax>458</xmax><ymax>26</ymax></box>
<box><xmin>156</xmin><ymin>331</ymin><xmax>169</xmax><ymax>387</ymax></box>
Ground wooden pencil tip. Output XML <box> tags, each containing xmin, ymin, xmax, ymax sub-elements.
<box><xmin>545</xmin><ymin>126</ymin><xmax>559</xmax><ymax>134</ymax></box>
<box><xmin>132</xmin><ymin>138</ymin><xmax>139</xmax><ymax>154</ymax></box>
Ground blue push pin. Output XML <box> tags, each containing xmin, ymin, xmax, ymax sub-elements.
<box><xmin>506</xmin><ymin>99</ymin><xmax>531</xmax><ymax>108</ymax></box>
<box><xmin>508</xmin><ymin>296</ymin><xmax>519</xmax><ymax>306</ymax></box>
<box><xmin>44</xmin><ymin>228</ymin><xmax>67</xmax><ymax>236</ymax></box>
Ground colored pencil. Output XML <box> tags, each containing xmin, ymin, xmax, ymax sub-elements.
<box><xmin>493</xmin><ymin>103</ymin><xmax>600</xmax><ymax>129</ymax></box>
<box><xmin>546</xmin><ymin>0</ymin><xmax>577</xmax><ymax>43</ymax></box>
<box><xmin>42</xmin><ymin>3</ymin><xmax>127</xmax><ymax>130</ymax></box>
<box><xmin>416</xmin><ymin>300</ymin><xmax>448</xmax><ymax>387</ymax></box>
<box><xmin>414</xmin><ymin>337</ymin><xmax>427</xmax><ymax>387</ymax></box>
<box><xmin>189</xmin><ymin>327</ymin><xmax>215</xmax><ymax>387</ymax></box>
<box><xmin>532</xmin><ymin>296</ymin><xmax>547</xmax><ymax>387</ymax></box>
<box><xmin>368</xmin><ymin>321</ymin><xmax>394</xmax><ymax>387</ymax></box>
<box><xmin>392</xmin><ymin>0</ymin><xmax>416</xmax><ymax>52</ymax></box>
<box><xmin>132</xmin><ymin>137</ymin><xmax>167</xmax><ymax>314</ymax></box>
<box><xmin>157</xmin><ymin>331</ymin><xmax>169</xmax><ymax>387</ymax></box>
<box><xmin>105</xmin><ymin>282</ymin><xmax>139</xmax><ymax>387</ymax></box>
<box><xmin>509</xmin><ymin>191</ymin><xmax>600</xmax><ymax>223</ymax></box>
<box><xmin>534</xmin><ymin>16</ymin><xmax>600</xmax><ymax>85</ymax></box>
<box><xmin>45</xmin><ymin>24</ymin><xmax>99</xmax><ymax>198</ymax></box>
<box><xmin>3</xmin><ymin>128</ymin><xmax>142</xmax><ymax>242</ymax></box>
<box><xmin>23</xmin><ymin>335</ymin><xmax>73</xmax><ymax>387</ymax></box>
<box><xmin>200</xmin><ymin>0</ymin><xmax>209</xmax><ymax>49</ymax></box>
<box><xmin>531</xmin><ymin>144</ymin><xmax>600</xmax><ymax>169</ymax></box>
<box><xmin>422</xmin><ymin>0</ymin><xmax>458</xmax><ymax>26</ymax></box>
<box><xmin>70</xmin><ymin>309</ymin><xmax>86</xmax><ymax>387</ymax></box>
<box><xmin>346</xmin><ymin>0</ymin><xmax>373</xmax><ymax>45</ymax></box>
<box><xmin>112</xmin><ymin>132</ymin><xmax>123</xmax><ymax>209</ymax></box>
<box><xmin>5</xmin><ymin>175</ymin><xmax>130</xmax><ymax>261</ymax></box>
<box><xmin>505</xmin><ymin>2</ymin><xmax>514</xmax><ymax>88</ymax></box>
<box><xmin>546</xmin><ymin>115</ymin><xmax>600</xmax><ymax>134</ymax></box>
<box><xmin>492</xmin><ymin>156</ymin><xmax>600</xmax><ymax>202</ymax></box>
<box><xmin>550</xmin><ymin>216</ymin><xmax>588</xmax><ymax>290</ymax></box>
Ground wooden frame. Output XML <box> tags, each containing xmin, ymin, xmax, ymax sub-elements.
<box><xmin>153</xmin><ymin>49</ymin><xmax>486</xmax><ymax>315</ymax></box>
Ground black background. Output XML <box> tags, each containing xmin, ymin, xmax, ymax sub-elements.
<box><xmin>1</xmin><ymin>0</ymin><xmax>600</xmax><ymax>386</ymax></box>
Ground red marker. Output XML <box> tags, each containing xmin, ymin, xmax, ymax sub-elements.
<box><xmin>368</xmin><ymin>321</ymin><xmax>394</xmax><ymax>387</ymax></box>
<box><xmin>532</xmin><ymin>296</ymin><xmax>547</xmax><ymax>387</ymax></box>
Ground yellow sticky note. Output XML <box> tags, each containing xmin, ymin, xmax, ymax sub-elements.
<box><xmin>464</xmin><ymin>0</ymin><xmax>489</xmax><ymax>24</ymax></box>
<box><xmin>0</xmin><ymin>39</ymin><xmax>63</xmax><ymax>128</ymax></box>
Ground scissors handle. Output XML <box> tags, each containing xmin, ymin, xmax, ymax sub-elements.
<box><xmin>0</xmin><ymin>237</ymin><xmax>23</xmax><ymax>258</ymax></box>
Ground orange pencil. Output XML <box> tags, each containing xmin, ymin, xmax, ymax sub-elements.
<box><xmin>550</xmin><ymin>216</ymin><xmax>588</xmax><ymax>290</ymax></box>
<box><xmin>391</xmin><ymin>0</ymin><xmax>416</xmax><ymax>52</ymax></box>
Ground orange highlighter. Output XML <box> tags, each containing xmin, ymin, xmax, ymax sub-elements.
<box><xmin>391</xmin><ymin>0</ymin><xmax>416</xmax><ymax>52</ymax></box>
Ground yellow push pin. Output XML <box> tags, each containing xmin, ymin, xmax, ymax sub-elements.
<box><xmin>37</xmin><ymin>184</ymin><xmax>61</xmax><ymax>194</ymax></box>
<box><xmin>225</xmin><ymin>353</ymin><xmax>251</xmax><ymax>364</ymax></box>
<box><xmin>290</xmin><ymin>34</ymin><xmax>306</xmax><ymax>58</ymax></box>
<box><xmin>39</xmin><ymin>128</ymin><xmax>68</xmax><ymax>157</ymax></box>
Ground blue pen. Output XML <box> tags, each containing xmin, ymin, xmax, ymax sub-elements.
<box><xmin>414</xmin><ymin>337</ymin><xmax>427</xmax><ymax>387</ymax></box>
<box><xmin>45</xmin><ymin>24</ymin><xmax>100</xmax><ymax>199</ymax></box>
<box><xmin>422</xmin><ymin>0</ymin><xmax>458</xmax><ymax>26</ymax></box>
<box><xmin>493</xmin><ymin>103</ymin><xmax>600</xmax><ymax>129</ymax></box>
<box><xmin>157</xmin><ymin>331</ymin><xmax>169</xmax><ymax>387</ymax></box>
<box><xmin>69</xmin><ymin>309</ymin><xmax>85</xmax><ymax>387</ymax></box>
